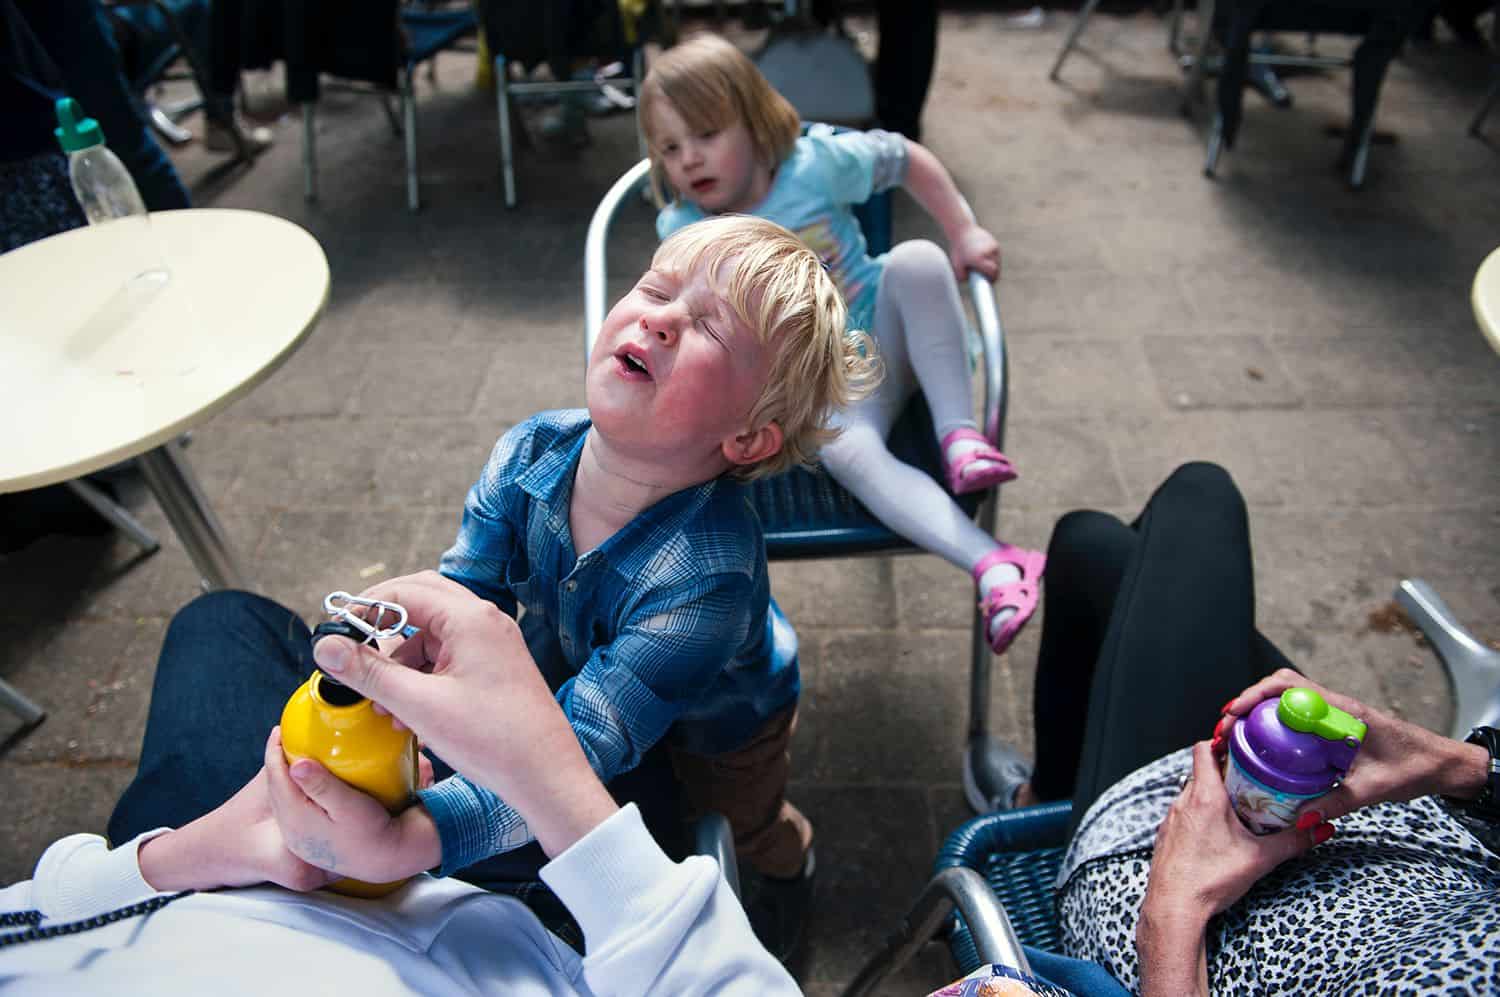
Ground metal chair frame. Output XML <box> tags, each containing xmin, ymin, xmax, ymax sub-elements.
<box><xmin>1050</xmin><ymin>0</ymin><xmax>1381</xmax><ymax>185</ymax></box>
<box><xmin>1396</xmin><ymin>579</ymin><xmax>1500</xmax><ymax>738</ymax></box>
<box><xmin>842</xmin><ymin>867</ymin><xmax>1033</xmax><ymax>996</ymax></box>
<box><xmin>492</xmin><ymin>49</ymin><xmax>648</xmax><ymax>208</ymax></box>
<box><xmin>299</xmin><ymin>6</ymin><xmax>476</xmax><ymax>212</ymax></box>
<box><xmin>584</xmin><ymin>157</ymin><xmax>1020</xmax><ymax>814</ymax></box>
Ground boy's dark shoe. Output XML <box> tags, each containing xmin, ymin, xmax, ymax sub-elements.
<box><xmin>745</xmin><ymin>847</ymin><xmax>816</xmax><ymax>964</ymax></box>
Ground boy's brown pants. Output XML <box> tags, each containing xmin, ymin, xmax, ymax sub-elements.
<box><xmin>669</xmin><ymin>705</ymin><xmax>813</xmax><ymax>880</ymax></box>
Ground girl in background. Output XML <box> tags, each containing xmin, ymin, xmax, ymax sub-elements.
<box><xmin>641</xmin><ymin>34</ymin><xmax>1045</xmax><ymax>664</ymax></box>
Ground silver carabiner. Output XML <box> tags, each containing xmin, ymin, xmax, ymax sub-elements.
<box><xmin>322</xmin><ymin>591</ymin><xmax>411</xmax><ymax>643</ymax></box>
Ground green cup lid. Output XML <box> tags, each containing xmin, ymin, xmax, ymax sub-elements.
<box><xmin>55</xmin><ymin>98</ymin><xmax>103</xmax><ymax>154</ymax></box>
<box><xmin>1278</xmin><ymin>687</ymin><xmax>1367</xmax><ymax>744</ymax></box>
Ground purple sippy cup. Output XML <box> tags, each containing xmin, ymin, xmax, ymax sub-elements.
<box><xmin>1224</xmin><ymin>687</ymin><xmax>1366</xmax><ymax>835</ymax></box>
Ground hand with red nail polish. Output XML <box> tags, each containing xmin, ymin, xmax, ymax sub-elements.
<box><xmin>1139</xmin><ymin>742</ymin><xmax>1341</xmax><ymax>997</ymax></box>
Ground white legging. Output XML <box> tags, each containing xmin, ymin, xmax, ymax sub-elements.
<box><xmin>820</xmin><ymin>240</ymin><xmax>1002</xmax><ymax>574</ymax></box>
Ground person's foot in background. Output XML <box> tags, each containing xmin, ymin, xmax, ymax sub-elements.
<box><xmin>203</xmin><ymin>112</ymin><xmax>273</xmax><ymax>157</ymax></box>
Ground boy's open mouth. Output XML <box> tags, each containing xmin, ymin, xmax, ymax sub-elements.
<box><xmin>691</xmin><ymin>178</ymin><xmax>715</xmax><ymax>194</ymax></box>
<box><xmin>615</xmin><ymin>348</ymin><xmax>652</xmax><ymax>380</ymax></box>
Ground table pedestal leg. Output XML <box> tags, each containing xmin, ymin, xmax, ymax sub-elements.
<box><xmin>136</xmin><ymin>439</ymin><xmax>249</xmax><ymax>592</ymax></box>
<box><xmin>0</xmin><ymin>678</ymin><xmax>46</xmax><ymax>734</ymax></box>
<box><xmin>66</xmin><ymin>478</ymin><xmax>160</xmax><ymax>554</ymax></box>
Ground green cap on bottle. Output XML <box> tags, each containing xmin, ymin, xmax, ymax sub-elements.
<box><xmin>1277</xmin><ymin>687</ymin><xmax>1367</xmax><ymax>744</ymax></box>
<box><xmin>55</xmin><ymin>98</ymin><xmax>104</xmax><ymax>154</ymax></box>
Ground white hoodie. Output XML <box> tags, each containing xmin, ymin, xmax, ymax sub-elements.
<box><xmin>0</xmin><ymin>804</ymin><xmax>799</xmax><ymax>996</ymax></box>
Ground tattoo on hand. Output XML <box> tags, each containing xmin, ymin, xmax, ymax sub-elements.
<box><xmin>295</xmin><ymin>836</ymin><xmax>338</xmax><ymax>872</ymax></box>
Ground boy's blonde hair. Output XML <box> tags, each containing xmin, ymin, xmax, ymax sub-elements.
<box><xmin>654</xmin><ymin>215</ymin><xmax>878</xmax><ymax>480</ymax></box>
<box><xmin>639</xmin><ymin>33</ymin><xmax>801</xmax><ymax>208</ymax></box>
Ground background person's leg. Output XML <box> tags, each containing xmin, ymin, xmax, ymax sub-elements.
<box><xmin>873</xmin><ymin>0</ymin><xmax>937</xmax><ymax>140</ymax></box>
<box><xmin>108</xmin><ymin>590</ymin><xmax>313</xmax><ymax>842</ymax></box>
<box><xmin>1028</xmin><ymin>508</ymin><xmax>1136</xmax><ymax>800</ymax></box>
<box><xmin>1068</xmin><ymin>463</ymin><xmax>1273</xmax><ymax>822</ymax></box>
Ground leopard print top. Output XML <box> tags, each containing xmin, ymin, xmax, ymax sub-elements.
<box><xmin>1056</xmin><ymin>748</ymin><xmax>1500</xmax><ymax>995</ymax></box>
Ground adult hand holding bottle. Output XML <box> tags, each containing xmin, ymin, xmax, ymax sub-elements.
<box><xmin>264</xmin><ymin>571</ymin><xmax>619</xmax><ymax>872</ymax></box>
<box><xmin>1216</xmin><ymin>668</ymin><xmax>1490</xmax><ymax>822</ymax></box>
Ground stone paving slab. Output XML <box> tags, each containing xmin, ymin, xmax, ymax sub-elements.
<box><xmin>0</xmin><ymin>7</ymin><xmax>1497</xmax><ymax>994</ymax></box>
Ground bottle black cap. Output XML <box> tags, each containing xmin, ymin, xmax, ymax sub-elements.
<box><xmin>310</xmin><ymin>621</ymin><xmax>368</xmax><ymax>706</ymax></box>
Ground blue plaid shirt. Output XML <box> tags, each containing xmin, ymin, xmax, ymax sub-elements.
<box><xmin>419</xmin><ymin>410</ymin><xmax>800</xmax><ymax>873</ymax></box>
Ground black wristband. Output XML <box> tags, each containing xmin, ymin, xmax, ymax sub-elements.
<box><xmin>1443</xmin><ymin>726</ymin><xmax>1500</xmax><ymax>825</ymax></box>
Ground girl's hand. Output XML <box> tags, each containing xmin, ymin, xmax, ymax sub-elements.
<box><xmin>264</xmin><ymin>727</ymin><xmax>439</xmax><ymax>882</ymax></box>
<box><xmin>950</xmin><ymin>224</ymin><xmax>1001</xmax><ymax>282</ymax></box>
<box><xmin>1137</xmin><ymin>741</ymin><xmax>1331</xmax><ymax>996</ymax></box>
<box><xmin>1217</xmin><ymin>668</ymin><xmax>1489</xmax><ymax>821</ymax></box>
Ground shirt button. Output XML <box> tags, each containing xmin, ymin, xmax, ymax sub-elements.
<box><xmin>566</xmin><ymin>580</ymin><xmax>578</xmax><ymax>592</ymax></box>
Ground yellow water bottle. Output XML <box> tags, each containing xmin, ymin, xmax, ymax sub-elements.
<box><xmin>280</xmin><ymin>622</ymin><xmax>419</xmax><ymax>898</ymax></box>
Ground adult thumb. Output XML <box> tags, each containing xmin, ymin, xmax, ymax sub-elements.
<box><xmin>313</xmin><ymin>636</ymin><xmax>426</xmax><ymax>724</ymax></box>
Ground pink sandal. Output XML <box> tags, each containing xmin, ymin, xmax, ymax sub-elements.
<box><xmin>973</xmin><ymin>544</ymin><xmax>1046</xmax><ymax>655</ymax></box>
<box><xmin>940</xmin><ymin>427</ymin><xmax>1018</xmax><ymax>495</ymax></box>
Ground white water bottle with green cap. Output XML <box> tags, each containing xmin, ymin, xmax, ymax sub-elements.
<box><xmin>54</xmin><ymin>97</ymin><xmax>169</xmax><ymax>283</ymax></box>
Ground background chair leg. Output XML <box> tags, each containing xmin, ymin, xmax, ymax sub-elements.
<box><xmin>65</xmin><ymin>478</ymin><xmax>160</xmax><ymax>554</ymax></box>
<box><xmin>302</xmin><ymin>103</ymin><xmax>318</xmax><ymax>202</ymax></box>
<box><xmin>633</xmin><ymin>46</ymin><xmax>648</xmax><ymax>165</ymax></box>
<box><xmin>1180</xmin><ymin>0</ymin><xmax>1218</xmax><ymax>115</ymax></box>
<box><xmin>382</xmin><ymin>95</ymin><xmax>403</xmax><ymax>137</ymax></box>
<box><xmin>1204</xmin><ymin>111</ymin><xmax>1225</xmax><ymax>176</ymax></box>
<box><xmin>1050</xmin><ymin>0</ymin><xmax>1104</xmax><ymax>81</ymax></box>
<box><xmin>496</xmin><ymin>55</ymin><xmax>517</xmax><ymax>208</ymax></box>
<box><xmin>403</xmin><ymin>69</ymin><xmax>420</xmax><ymax>212</ymax></box>
<box><xmin>1348</xmin><ymin>118</ymin><xmax>1373</xmax><ymax>189</ymax></box>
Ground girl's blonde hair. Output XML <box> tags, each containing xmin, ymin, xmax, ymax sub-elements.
<box><xmin>654</xmin><ymin>215</ymin><xmax>879</xmax><ymax>480</ymax></box>
<box><xmin>638</xmin><ymin>34</ymin><xmax>802</xmax><ymax>208</ymax></box>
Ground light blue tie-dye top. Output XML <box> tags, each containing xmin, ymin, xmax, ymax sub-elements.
<box><xmin>656</xmin><ymin>125</ymin><xmax>908</xmax><ymax>334</ymax></box>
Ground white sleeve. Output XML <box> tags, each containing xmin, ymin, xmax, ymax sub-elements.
<box><xmin>29</xmin><ymin>830</ymin><xmax>173</xmax><ymax>920</ymax></box>
<box><xmin>541</xmin><ymin>805</ymin><xmax>799</xmax><ymax>997</ymax></box>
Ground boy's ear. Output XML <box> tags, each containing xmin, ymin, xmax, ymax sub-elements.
<box><xmin>722</xmin><ymin>421</ymin><xmax>784</xmax><ymax>468</ymax></box>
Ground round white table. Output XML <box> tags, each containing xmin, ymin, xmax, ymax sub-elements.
<box><xmin>1475</xmin><ymin>246</ymin><xmax>1500</xmax><ymax>357</ymax></box>
<box><xmin>0</xmin><ymin>208</ymin><xmax>329</xmax><ymax>594</ymax></box>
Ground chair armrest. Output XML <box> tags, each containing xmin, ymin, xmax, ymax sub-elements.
<box><xmin>584</xmin><ymin>158</ymin><xmax>652</xmax><ymax>361</ymax></box>
<box><xmin>937</xmin><ymin>801</ymin><xmax>1074</xmax><ymax>868</ymax></box>
<box><xmin>688</xmin><ymin>812</ymin><xmax>741</xmax><ymax>900</ymax></box>
<box><xmin>967</xmin><ymin>271</ymin><xmax>1006</xmax><ymax>446</ymax></box>
<box><xmin>957</xmin><ymin>195</ymin><xmax>1007</xmax><ymax>446</ymax></box>
<box><xmin>1395</xmin><ymin>579</ymin><xmax>1500</xmax><ymax>737</ymax></box>
<box><xmin>841</xmin><ymin>867</ymin><xmax>1031</xmax><ymax>997</ymax></box>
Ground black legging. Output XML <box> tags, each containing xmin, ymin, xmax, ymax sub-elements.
<box><xmin>1029</xmin><ymin>462</ymin><xmax>1297</xmax><ymax>835</ymax></box>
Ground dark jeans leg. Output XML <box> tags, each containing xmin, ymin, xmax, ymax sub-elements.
<box><xmin>108</xmin><ymin>590</ymin><xmax>313</xmax><ymax>843</ymax></box>
<box><xmin>1029</xmin><ymin>463</ymin><xmax>1294</xmax><ymax>829</ymax></box>
<box><xmin>23</xmin><ymin>0</ymin><xmax>192</xmax><ymax>210</ymax></box>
